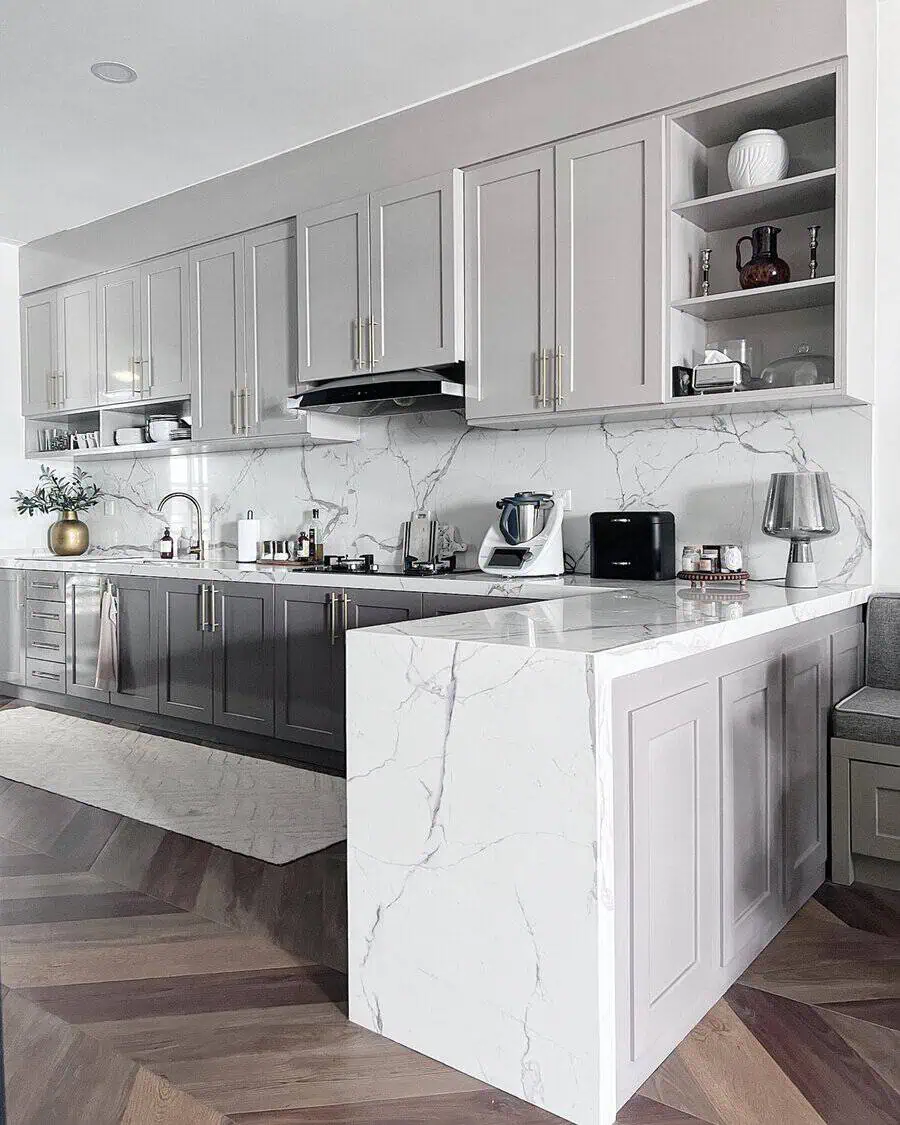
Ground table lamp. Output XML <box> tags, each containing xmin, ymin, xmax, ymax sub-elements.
<box><xmin>762</xmin><ymin>471</ymin><xmax>839</xmax><ymax>588</ymax></box>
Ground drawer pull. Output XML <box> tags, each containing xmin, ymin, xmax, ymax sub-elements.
<box><xmin>31</xmin><ymin>670</ymin><xmax>60</xmax><ymax>681</ymax></box>
<box><xmin>31</xmin><ymin>611</ymin><xmax>60</xmax><ymax>620</ymax></box>
<box><xmin>31</xmin><ymin>641</ymin><xmax>60</xmax><ymax>651</ymax></box>
<box><xmin>30</xmin><ymin>581</ymin><xmax>59</xmax><ymax>590</ymax></box>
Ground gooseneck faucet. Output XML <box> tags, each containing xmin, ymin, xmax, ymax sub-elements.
<box><xmin>157</xmin><ymin>492</ymin><xmax>205</xmax><ymax>560</ymax></box>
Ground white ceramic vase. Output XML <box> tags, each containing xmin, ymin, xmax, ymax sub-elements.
<box><xmin>726</xmin><ymin>129</ymin><xmax>789</xmax><ymax>190</ymax></box>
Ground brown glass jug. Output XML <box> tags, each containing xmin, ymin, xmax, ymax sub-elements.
<box><xmin>735</xmin><ymin>225</ymin><xmax>790</xmax><ymax>289</ymax></box>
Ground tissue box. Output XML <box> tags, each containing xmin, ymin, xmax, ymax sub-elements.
<box><xmin>692</xmin><ymin>361</ymin><xmax>746</xmax><ymax>394</ymax></box>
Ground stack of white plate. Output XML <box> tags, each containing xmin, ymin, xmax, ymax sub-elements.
<box><xmin>113</xmin><ymin>428</ymin><xmax>145</xmax><ymax>446</ymax></box>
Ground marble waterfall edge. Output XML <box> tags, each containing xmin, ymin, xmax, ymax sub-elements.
<box><xmin>345</xmin><ymin>633</ymin><xmax>613</xmax><ymax>1125</ymax></box>
<box><xmin>73</xmin><ymin>406</ymin><xmax>870</xmax><ymax>581</ymax></box>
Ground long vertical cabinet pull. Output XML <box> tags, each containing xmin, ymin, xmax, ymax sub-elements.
<box><xmin>369</xmin><ymin>320</ymin><xmax>378</xmax><ymax>367</ymax></box>
<box><xmin>554</xmin><ymin>347</ymin><xmax>566</xmax><ymax>408</ymax></box>
<box><xmin>326</xmin><ymin>592</ymin><xmax>337</xmax><ymax>645</ymax></box>
<box><xmin>230</xmin><ymin>390</ymin><xmax>238</xmax><ymax>436</ymax></box>
<box><xmin>199</xmin><ymin>584</ymin><xmax>209</xmax><ymax>632</ymax></box>
<box><xmin>57</xmin><ymin>370</ymin><xmax>66</xmax><ymax>406</ymax></box>
<box><xmin>342</xmin><ymin>592</ymin><xmax>351</xmax><ymax>634</ymax></box>
<box><xmin>353</xmin><ymin>320</ymin><xmax>363</xmax><ymax>369</ymax></box>
<box><xmin>209</xmin><ymin>584</ymin><xmax>219</xmax><ymax>632</ymax></box>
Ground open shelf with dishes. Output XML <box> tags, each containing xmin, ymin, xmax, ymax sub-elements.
<box><xmin>666</xmin><ymin>65</ymin><xmax>847</xmax><ymax>405</ymax></box>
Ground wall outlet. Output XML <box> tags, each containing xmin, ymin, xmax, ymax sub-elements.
<box><xmin>561</xmin><ymin>489</ymin><xmax>573</xmax><ymax>512</ymax></box>
<box><xmin>103</xmin><ymin>500</ymin><xmax>116</xmax><ymax>517</ymax></box>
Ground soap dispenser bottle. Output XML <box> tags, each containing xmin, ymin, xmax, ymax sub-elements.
<box><xmin>160</xmin><ymin>527</ymin><xmax>174</xmax><ymax>560</ymax></box>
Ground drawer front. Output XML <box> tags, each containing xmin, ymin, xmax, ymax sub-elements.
<box><xmin>850</xmin><ymin>760</ymin><xmax>900</xmax><ymax>863</ymax></box>
<box><xmin>26</xmin><ymin>629</ymin><xmax>66</xmax><ymax>663</ymax></box>
<box><xmin>26</xmin><ymin>657</ymin><xmax>66</xmax><ymax>694</ymax></box>
<box><xmin>26</xmin><ymin>572</ymin><xmax>66</xmax><ymax>602</ymax></box>
<box><xmin>26</xmin><ymin>599</ymin><xmax>66</xmax><ymax>633</ymax></box>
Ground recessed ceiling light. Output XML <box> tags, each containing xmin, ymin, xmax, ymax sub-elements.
<box><xmin>90</xmin><ymin>61</ymin><xmax>138</xmax><ymax>84</ymax></box>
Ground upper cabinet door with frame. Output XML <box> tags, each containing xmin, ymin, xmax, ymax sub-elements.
<box><xmin>369</xmin><ymin>171</ymin><xmax>463</xmax><ymax>372</ymax></box>
<box><xmin>297</xmin><ymin>195</ymin><xmax>370</xmax><ymax>383</ymax></box>
<box><xmin>189</xmin><ymin>235</ymin><xmax>245</xmax><ymax>441</ymax></box>
<box><xmin>56</xmin><ymin>277</ymin><xmax>97</xmax><ymax>410</ymax></box>
<box><xmin>243</xmin><ymin>220</ymin><xmax>299</xmax><ymax>437</ymax></box>
<box><xmin>20</xmin><ymin>289</ymin><xmax>59</xmax><ymax>416</ymax></box>
<box><xmin>464</xmin><ymin>148</ymin><xmax>556</xmax><ymax>421</ymax></box>
<box><xmin>140</xmin><ymin>250</ymin><xmax>190</xmax><ymax>402</ymax></box>
<box><xmin>98</xmin><ymin>267</ymin><xmax>142</xmax><ymax>403</ymax></box>
<box><xmin>554</xmin><ymin>117</ymin><xmax>665</xmax><ymax>412</ymax></box>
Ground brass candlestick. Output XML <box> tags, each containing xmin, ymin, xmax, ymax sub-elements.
<box><xmin>807</xmin><ymin>225</ymin><xmax>821</xmax><ymax>279</ymax></box>
<box><xmin>701</xmin><ymin>248</ymin><xmax>712</xmax><ymax>296</ymax></box>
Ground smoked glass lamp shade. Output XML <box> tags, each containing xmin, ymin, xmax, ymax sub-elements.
<box><xmin>762</xmin><ymin>471</ymin><xmax>839</xmax><ymax>588</ymax></box>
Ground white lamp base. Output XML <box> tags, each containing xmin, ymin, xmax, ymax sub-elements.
<box><xmin>785</xmin><ymin>560</ymin><xmax>818</xmax><ymax>588</ymax></box>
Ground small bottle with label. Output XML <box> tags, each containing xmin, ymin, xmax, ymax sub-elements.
<box><xmin>309</xmin><ymin>508</ymin><xmax>324</xmax><ymax>564</ymax></box>
<box><xmin>160</xmin><ymin>527</ymin><xmax>174</xmax><ymax>560</ymax></box>
<box><xmin>295</xmin><ymin>529</ymin><xmax>310</xmax><ymax>563</ymax></box>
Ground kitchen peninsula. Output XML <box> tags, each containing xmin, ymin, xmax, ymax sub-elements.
<box><xmin>345</xmin><ymin>579</ymin><xmax>871</xmax><ymax>1125</ymax></box>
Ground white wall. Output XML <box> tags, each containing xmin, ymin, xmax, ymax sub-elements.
<box><xmin>873</xmin><ymin>0</ymin><xmax>900</xmax><ymax>582</ymax></box>
<box><xmin>0</xmin><ymin>243</ymin><xmax>44</xmax><ymax>551</ymax></box>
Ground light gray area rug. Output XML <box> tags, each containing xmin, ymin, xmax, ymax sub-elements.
<box><xmin>0</xmin><ymin>707</ymin><xmax>345</xmax><ymax>864</ymax></box>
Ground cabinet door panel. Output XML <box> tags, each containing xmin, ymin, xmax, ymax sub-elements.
<box><xmin>297</xmin><ymin>197</ymin><xmax>369</xmax><ymax>382</ymax></box>
<box><xmin>244</xmin><ymin>222</ymin><xmax>298</xmax><ymax>437</ymax></box>
<box><xmin>275</xmin><ymin>587</ymin><xmax>343</xmax><ymax>750</ymax></box>
<box><xmin>141</xmin><ymin>251</ymin><xmax>190</xmax><ymax>400</ymax></box>
<box><xmin>629</xmin><ymin>682</ymin><xmax>718</xmax><ymax>1060</ymax></box>
<box><xmin>783</xmin><ymin>638</ymin><xmax>830</xmax><ymax>905</ymax></box>
<box><xmin>158</xmin><ymin>581</ymin><xmax>213</xmax><ymax>723</ymax></box>
<box><xmin>190</xmin><ymin>236</ymin><xmax>244</xmax><ymax>441</ymax></box>
<box><xmin>98</xmin><ymin>268</ymin><xmax>142</xmax><ymax>403</ymax></box>
<box><xmin>110</xmin><ymin>576</ymin><xmax>158</xmax><ymax>714</ymax></box>
<box><xmin>370</xmin><ymin>171</ymin><xmax>462</xmax><ymax>371</ymax></box>
<box><xmin>555</xmin><ymin>119</ymin><xmax>664</xmax><ymax>411</ymax></box>
<box><xmin>21</xmin><ymin>290</ymin><xmax>58</xmax><ymax>416</ymax></box>
<box><xmin>57</xmin><ymin>278</ymin><xmax>97</xmax><ymax>409</ymax></box>
<box><xmin>720</xmin><ymin>659</ymin><xmax>783</xmax><ymax>967</ymax></box>
<box><xmin>850</xmin><ymin>761</ymin><xmax>900</xmax><ymax>863</ymax></box>
<box><xmin>214</xmin><ymin>585</ymin><xmax>274</xmax><ymax>735</ymax></box>
<box><xmin>0</xmin><ymin>572</ymin><xmax>26</xmax><ymax>686</ymax></box>
<box><xmin>465</xmin><ymin>150</ymin><xmax>555</xmax><ymax>421</ymax></box>
<box><xmin>65</xmin><ymin>574</ymin><xmax>107</xmax><ymax>703</ymax></box>
<box><xmin>831</xmin><ymin>622</ymin><xmax>864</xmax><ymax>705</ymax></box>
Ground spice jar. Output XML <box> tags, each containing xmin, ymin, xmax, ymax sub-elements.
<box><xmin>681</xmin><ymin>545</ymin><xmax>702</xmax><ymax>572</ymax></box>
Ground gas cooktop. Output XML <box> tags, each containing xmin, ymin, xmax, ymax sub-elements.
<box><xmin>292</xmin><ymin>554</ymin><xmax>475</xmax><ymax>578</ymax></box>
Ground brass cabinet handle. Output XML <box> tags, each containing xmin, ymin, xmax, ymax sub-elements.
<box><xmin>554</xmin><ymin>346</ymin><xmax>566</xmax><ymax>408</ymax></box>
<box><xmin>369</xmin><ymin>320</ymin><xmax>378</xmax><ymax>367</ymax></box>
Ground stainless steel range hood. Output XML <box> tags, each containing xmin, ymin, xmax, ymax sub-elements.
<box><xmin>290</xmin><ymin>367</ymin><xmax>465</xmax><ymax>417</ymax></box>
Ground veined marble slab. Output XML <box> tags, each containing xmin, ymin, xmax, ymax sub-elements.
<box><xmin>0</xmin><ymin>707</ymin><xmax>345</xmax><ymax>863</ymax></box>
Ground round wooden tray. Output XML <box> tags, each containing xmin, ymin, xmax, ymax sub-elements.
<box><xmin>677</xmin><ymin>569</ymin><xmax>750</xmax><ymax>589</ymax></box>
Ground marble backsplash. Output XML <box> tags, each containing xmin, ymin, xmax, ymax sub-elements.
<box><xmin>58</xmin><ymin>405</ymin><xmax>871</xmax><ymax>582</ymax></box>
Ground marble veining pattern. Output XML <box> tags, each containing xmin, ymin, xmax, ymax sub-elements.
<box><xmin>346</xmin><ymin>635</ymin><xmax>608</xmax><ymax>1125</ymax></box>
<box><xmin>0</xmin><ymin>707</ymin><xmax>346</xmax><ymax>863</ymax></box>
<box><xmin>30</xmin><ymin>406</ymin><xmax>872</xmax><ymax>582</ymax></box>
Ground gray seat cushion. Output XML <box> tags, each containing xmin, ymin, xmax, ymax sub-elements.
<box><xmin>865</xmin><ymin>595</ymin><xmax>900</xmax><ymax>690</ymax></box>
<box><xmin>833</xmin><ymin>686</ymin><xmax>900</xmax><ymax>746</ymax></box>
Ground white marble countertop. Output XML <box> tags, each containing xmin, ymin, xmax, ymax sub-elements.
<box><xmin>0</xmin><ymin>550</ymin><xmax>610</xmax><ymax>599</ymax></box>
<box><xmin>356</xmin><ymin>579</ymin><xmax>873</xmax><ymax>674</ymax></box>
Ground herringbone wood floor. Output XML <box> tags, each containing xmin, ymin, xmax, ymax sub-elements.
<box><xmin>0</xmin><ymin>710</ymin><xmax>897</xmax><ymax>1122</ymax></box>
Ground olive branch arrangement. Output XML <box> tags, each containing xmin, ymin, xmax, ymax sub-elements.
<box><xmin>12</xmin><ymin>465</ymin><xmax>103</xmax><ymax>517</ymax></box>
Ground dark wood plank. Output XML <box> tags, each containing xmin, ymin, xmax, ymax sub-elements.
<box><xmin>0</xmin><ymin>852</ymin><xmax>84</xmax><ymax>876</ymax></box>
<box><xmin>139</xmin><ymin>831</ymin><xmax>214</xmax><ymax>909</ymax></box>
<box><xmin>48</xmin><ymin>803</ymin><xmax>123</xmax><ymax>867</ymax></box>
<box><xmin>20</xmin><ymin>965</ymin><xmax>347</xmax><ymax>1023</ymax></box>
<box><xmin>0</xmin><ymin>890</ymin><xmax>183</xmax><ymax>925</ymax></box>
<box><xmin>616</xmin><ymin>1095</ymin><xmax>716</xmax><ymax>1123</ymax></box>
<box><xmin>726</xmin><ymin>983</ymin><xmax>900</xmax><ymax>1124</ymax></box>
<box><xmin>819</xmin><ymin>998</ymin><xmax>900</xmax><ymax>1032</ymax></box>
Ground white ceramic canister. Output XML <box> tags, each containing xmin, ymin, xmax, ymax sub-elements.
<box><xmin>726</xmin><ymin>129</ymin><xmax>789</xmax><ymax>190</ymax></box>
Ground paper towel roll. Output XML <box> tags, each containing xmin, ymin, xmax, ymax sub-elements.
<box><xmin>237</xmin><ymin>510</ymin><xmax>260</xmax><ymax>563</ymax></box>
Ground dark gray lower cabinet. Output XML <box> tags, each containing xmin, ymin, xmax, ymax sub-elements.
<box><xmin>214</xmin><ymin>584</ymin><xmax>274</xmax><ymax>735</ymax></box>
<box><xmin>275</xmin><ymin>586</ymin><xmax>422</xmax><ymax>752</ymax></box>
<box><xmin>0</xmin><ymin>571</ymin><xmax>26</xmax><ymax>686</ymax></box>
<box><xmin>158</xmin><ymin>579</ymin><xmax>274</xmax><ymax>734</ymax></box>
<box><xmin>67</xmin><ymin>573</ymin><xmax>159</xmax><ymax>712</ymax></box>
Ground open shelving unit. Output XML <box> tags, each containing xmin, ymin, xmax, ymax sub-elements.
<box><xmin>666</xmin><ymin>64</ymin><xmax>845</xmax><ymax>406</ymax></box>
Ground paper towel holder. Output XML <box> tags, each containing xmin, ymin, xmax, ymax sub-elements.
<box><xmin>237</xmin><ymin>509</ymin><xmax>261</xmax><ymax>564</ymax></box>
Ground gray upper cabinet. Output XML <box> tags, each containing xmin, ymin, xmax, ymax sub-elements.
<box><xmin>555</xmin><ymin>119</ymin><xmax>664</xmax><ymax>411</ymax></box>
<box><xmin>56</xmin><ymin>278</ymin><xmax>97</xmax><ymax>410</ymax></box>
<box><xmin>369</xmin><ymin>171</ymin><xmax>463</xmax><ymax>371</ymax></box>
<box><xmin>465</xmin><ymin>117</ymin><xmax>664</xmax><ymax>422</ymax></box>
<box><xmin>0</xmin><ymin>572</ymin><xmax>26</xmax><ymax>686</ymax></box>
<box><xmin>297</xmin><ymin>196</ymin><xmax>370</xmax><ymax>383</ymax></box>
<box><xmin>464</xmin><ymin>148</ymin><xmax>556</xmax><ymax>421</ymax></box>
<box><xmin>189</xmin><ymin>235</ymin><xmax>246</xmax><ymax>441</ymax></box>
<box><xmin>140</xmin><ymin>250</ymin><xmax>190</xmax><ymax>402</ymax></box>
<box><xmin>21</xmin><ymin>289</ymin><xmax>58</xmax><ymax>416</ymax></box>
<box><xmin>98</xmin><ymin>267</ymin><xmax>142</xmax><ymax>403</ymax></box>
<box><xmin>244</xmin><ymin>221</ymin><xmax>299</xmax><ymax>437</ymax></box>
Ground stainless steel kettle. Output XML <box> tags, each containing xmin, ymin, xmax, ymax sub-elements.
<box><xmin>496</xmin><ymin>492</ymin><xmax>554</xmax><ymax>545</ymax></box>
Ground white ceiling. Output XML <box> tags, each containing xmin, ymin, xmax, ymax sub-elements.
<box><xmin>1</xmin><ymin>0</ymin><xmax>703</xmax><ymax>244</ymax></box>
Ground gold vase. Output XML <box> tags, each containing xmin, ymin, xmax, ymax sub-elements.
<box><xmin>48</xmin><ymin>510</ymin><xmax>89</xmax><ymax>557</ymax></box>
